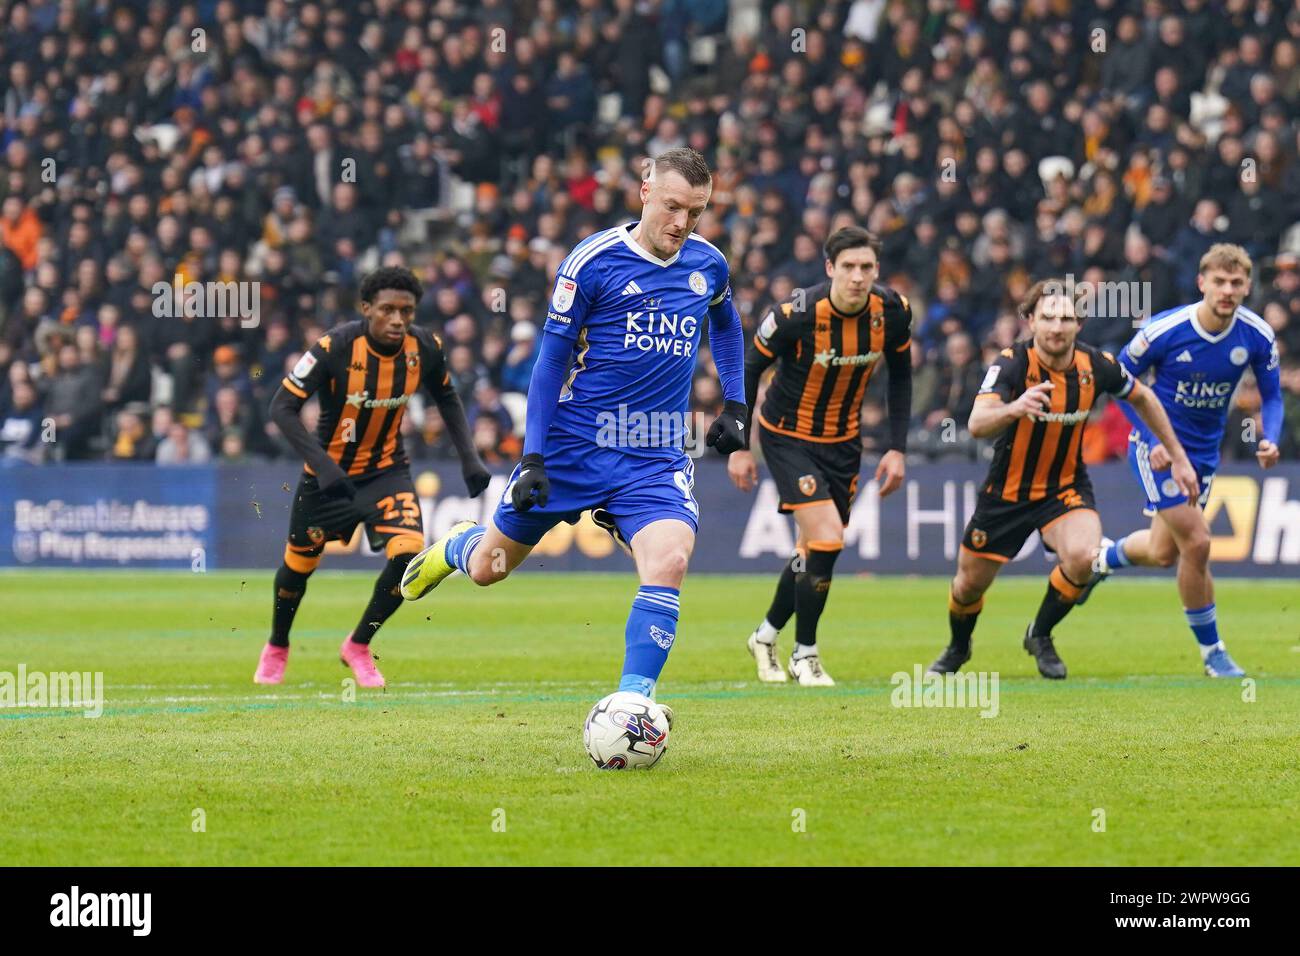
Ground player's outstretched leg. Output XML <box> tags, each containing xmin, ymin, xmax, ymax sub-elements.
<box><xmin>747</xmin><ymin>551</ymin><xmax>796</xmax><ymax>683</ymax></box>
<box><xmin>255</xmin><ymin>546</ymin><xmax>321</xmax><ymax>684</ymax></box>
<box><xmin>930</xmin><ymin>546</ymin><xmax>1000</xmax><ymax>675</ymax></box>
<box><xmin>788</xmin><ymin>541</ymin><xmax>842</xmax><ymax>687</ymax></box>
<box><xmin>400</xmin><ymin>519</ymin><xmax>481</xmax><ymax>599</ymax></box>
<box><xmin>402</xmin><ymin>517</ymin><xmax>533</xmax><ymax>599</ymax></box>
<box><xmin>339</xmin><ymin>538</ymin><xmax>423</xmax><ymax>688</ymax></box>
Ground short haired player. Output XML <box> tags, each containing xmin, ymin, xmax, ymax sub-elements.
<box><xmin>928</xmin><ymin>280</ymin><xmax>1197</xmax><ymax>679</ymax></box>
<box><xmin>255</xmin><ymin>267</ymin><xmax>491</xmax><ymax>687</ymax></box>
<box><xmin>1086</xmin><ymin>244</ymin><xmax>1284</xmax><ymax>677</ymax></box>
<box><xmin>727</xmin><ymin>227</ymin><xmax>912</xmax><ymax>686</ymax></box>
<box><xmin>399</xmin><ymin>148</ymin><xmax>748</xmax><ymax>728</ymax></box>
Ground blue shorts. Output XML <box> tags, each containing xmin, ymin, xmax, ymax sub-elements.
<box><xmin>492</xmin><ymin>432</ymin><xmax>699</xmax><ymax>547</ymax></box>
<box><xmin>1128</xmin><ymin>433</ymin><xmax>1214</xmax><ymax>516</ymax></box>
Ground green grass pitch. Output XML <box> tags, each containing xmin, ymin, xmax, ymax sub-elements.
<box><xmin>4</xmin><ymin>570</ymin><xmax>1298</xmax><ymax>866</ymax></box>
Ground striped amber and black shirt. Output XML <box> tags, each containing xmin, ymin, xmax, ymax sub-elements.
<box><xmin>745</xmin><ymin>281</ymin><xmax>913</xmax><ymax>447</ymax></box>
<box><xmin>278</xmin><ymin>320</ymin><xmax>454</xmax><ymax>479</ymax></box>
<box><xmin>975</xmin><ymin>341</ymin><xmax>1141</xmax><ymax>503</ymax></box>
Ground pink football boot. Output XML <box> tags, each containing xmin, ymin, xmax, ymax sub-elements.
<box><xmin>254</xmin><ymin>643</ymin><xmax>289</xmax><ymax>685</ymax></box>
<box><xmin>339</xmin><ymin>634</ymin><xmax>386</xmax><ymax>688</ymax></box>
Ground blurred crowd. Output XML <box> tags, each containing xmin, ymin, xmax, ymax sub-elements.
<box><xmin>2</xmin><ymin>0</ymin><xmax>1300</xmax><ymax>471</ymax></box>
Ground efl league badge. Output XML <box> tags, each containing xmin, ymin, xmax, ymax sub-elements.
<box><xmin>971</xmin><ymin>529</ymin><xmax>988</xmax><ymax>549</ymax></box>
<box><xmin>553</xmin><ymin>276</ymin><xmax>577</xmax><ymax>313</ymax></box>
<box><xmin>798</xmin><ymin>474</ymin><xmax>817</xmax><ymax>496</ymax></box>
<box><xmin>689</xmin><ymin>271</ymin><xmax>708</xmax><ymax>296</ymax></box>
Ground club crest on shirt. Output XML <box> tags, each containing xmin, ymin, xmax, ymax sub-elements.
<box><xmin>688</xmin><ymin>271</ymin><xmax>707</xmax><ymax>295</ymax></box>
<box><xmin>552</xmin><ymin>276</ymin><xmax>577</xmax><ymax>313</ymax></box>
<box><xmin>406</xmin><ymin>352</ymin><xmax>419</xmax><ymax>369</ymax></box>
<box><xmin>798</xmin><ymin>474</ymin><xmax>817</xmax><ymax>496</ymax></box>
<box><xmin>1230</xmin><ymin>346</ymin><xmax>1249</xmax><ymax>366</ymax></box>
<box><xmin>1079</xmin><ymin>369</ymin><xmax>1093</xmax><ymax>388</ymax></box>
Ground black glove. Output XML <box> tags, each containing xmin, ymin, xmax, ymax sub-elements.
<box><xmin>706</xmin><ymin>400</ymin><xmax>749</xmax><ymax>455</ymax></box>
<box><xmin>319</xmin><ymin>467</ymin><xmax>357</xmax><ymax>500</ymax></box>
<box><xmin>462</xmin><ymin>459</ymin><xmax>491</xmax><ymax>498</ymax></box>
<box><xmin>510</xmin><ymin>453</ymin><xmax>550</xmax><ymax>511</ymax></box>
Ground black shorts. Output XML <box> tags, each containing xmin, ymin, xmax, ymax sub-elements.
<box><xmin>287</xmin><ymin>467</ymin><xmax>425</xmax><ymax>558</ymax></box>
<box><xmin>961</xmin><ymin>483</ymin><xmax>1096</xmax><ymax>562</ymax></box>
<box><xmin>760</xmin><ymin>423</ymin><xmax>862</xmax><ymax>525</ymax></box>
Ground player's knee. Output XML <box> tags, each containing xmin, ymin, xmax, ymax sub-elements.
<box><xmin>1151</xmin><ymin>546</ymin><xmax>1179</xmax><ymax>568</ymax></box>
<box><xmin>466</xmin><ymin>546</ymin><xmax>509</xmax><ymax>586</ymax></box>
<box><xmin>645</xmin><ymin>547</ymin><xmax>691</xmax><ymax>586</ymax></box>
<box><xmin>1058</xmin><ymin>547</ymin><xmax>1093</xmax><ymax>583</ymax></box>
<box><xmin>1181</xmin><ymin>531</ymin><xmax>1211</xmax><ymax>567</ymax></box>
<box><xmin>467</xmin><ymin>564</ymin><xmax>505</xmax><ymax>586</ymax></box>
<box><xmin>951</xmin><ymin>573</ymin><xmax>984</xmax><ymax>605</ymax></box>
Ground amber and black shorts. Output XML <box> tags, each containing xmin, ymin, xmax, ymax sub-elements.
<box><xmin>960</xmin><ymin>483</ymin><xmax>1096</xmax><ymax>562</ymax></box>
<box><xmin>759</xmin><ymin>423</ymin><xmax>862</xmax><ymax>525</ymax></box>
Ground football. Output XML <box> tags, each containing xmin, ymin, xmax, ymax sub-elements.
<box><xmin>582</xmin><ymin>692</ymin><xmax>670</xmax><ymax>769</ymax></box>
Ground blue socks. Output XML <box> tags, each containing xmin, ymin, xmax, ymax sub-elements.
<box><xmin>1185</xmin><ymin>603</ymin><xmax>1220</xmax><ymax>655</ymax></box>
<box><xmin>446</xmin><ymin>524</ymin><xmax>486</xmax><ymax>574</ymax></box>
<box><xmin>1105</xmin><ymin>536</ymin><xmax>1132</xmax><ymax>570</ymax></box>
<box><xmin>618</xmin><ymin>586</ymin><xmax>679</xmax><ymax>698</ymax></box>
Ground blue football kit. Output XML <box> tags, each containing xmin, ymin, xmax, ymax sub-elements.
<box><xmin>443</xmin><ymin>221</ymin><xmax>746</xmax><ymax>699</ymax></box>
<box><xmin>1119</xmin><ymin>302</ymin><xmax>1282</xmax><ymax>512</ymax></box>
<box><xmin>1105</xmin><ymin>300</ymin><xmax>1283</xmax><ymax>673</ymax></box>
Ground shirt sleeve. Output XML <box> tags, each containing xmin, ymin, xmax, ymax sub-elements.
<box><xmin>752</xmin><ymin>300</ymin><xmax>804</xmax><ymax>360</ymax></box>
<box><xmin>281</xmin><ymin>332</ymin><xmax>335</xmax><ymax>399</ymax></box>
<box><xmin>884</xmin><ymin>292</ymin><xmax>913</xmax><ymax>352</ymax></box>
<box><xmin>974</xmin><ymin>349</ymin><xmax>1022</xmax><ymax>404</ymax></box>
<box><xmin>1094</xmin><ymin>348</ymin><xmax>1138</xmax><ymax>399</ymax></box>
<box><xmin>419</xmin><ymin>331</ymin><xmax>454</xmax><ymax>399</ymax></box>
<box><xmin>882</xmin><ymin>293</ymin><xmax>913</xmax><ymax>452</ymax></box>
<box><xmin>707</xmin><ymin>283</ymin><xmax>746</xmax><ymax>405</ymax></box>
<box><xmin>1254</xmin><ymin>336</ymin><xmax>1284</xmax><ymax>446</ymax></box>
<box><xmin>419</xmin><ymin>330</ymin><xmax>479</xmax><ymax>465</ymax></box>
<box><xmin>1118</xmin><ymin>324</ymin><xmax>1162</xmax><ymax>380</ymax></box>
<box><xmin>543</xmin><ymin>266</ymin><xmax>596</xmax><ymax>341</ymax></box>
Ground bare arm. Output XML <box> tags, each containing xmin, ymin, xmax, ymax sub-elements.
<box><xmin>967</xmin><ymin>381</ymin><xmax>1054</xmax><ymax>439</ymax></box>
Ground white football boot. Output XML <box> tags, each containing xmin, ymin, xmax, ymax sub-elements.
<box><xmin>789</xmin><ymin>653</ymin><xmax>835</xmax><ymax>687</ymax></box>
<box><xmin>747</xmin><ymin>629</ymin><xmax>788</xmax><ymax>682</ymax></box>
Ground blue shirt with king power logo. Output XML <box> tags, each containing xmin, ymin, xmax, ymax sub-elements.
<box><xmin>540</xmin><ymin>222</ymin><xmax>731</xmax><ymax>460</ymax></box>
<box><xmin>1119</xmin><ymin>302</ymin><xmax>1282</xmax><ymax>469</ymax></box>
